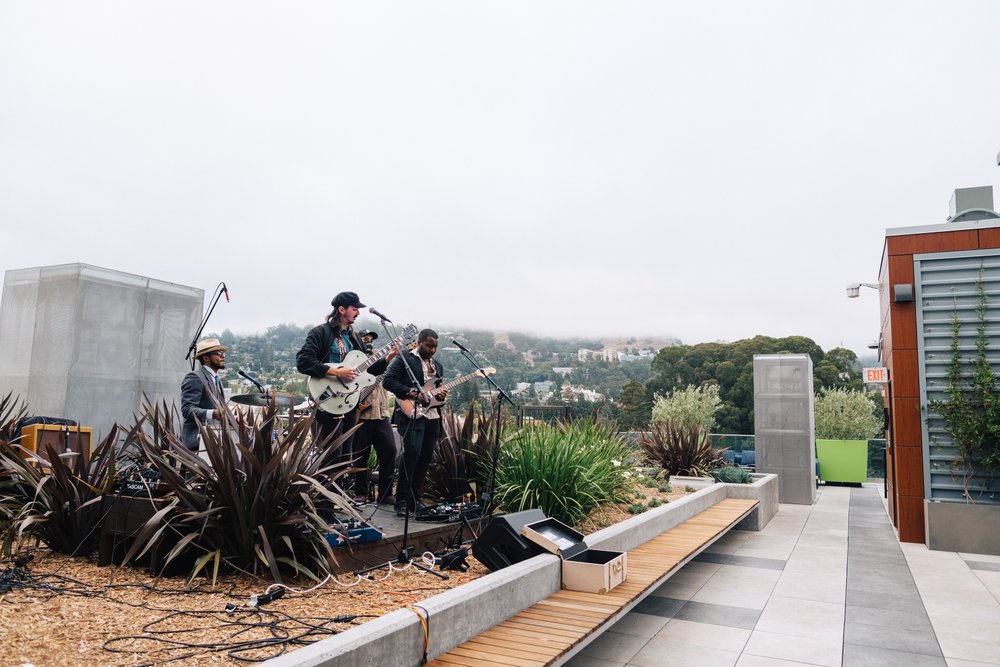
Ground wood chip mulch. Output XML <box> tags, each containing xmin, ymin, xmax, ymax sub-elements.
<box><xmin>0</xmin><ymin>483</ymin><xmax>689</xmax><ymax>667</ymax></box>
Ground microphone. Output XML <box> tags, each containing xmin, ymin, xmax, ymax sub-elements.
<box><xmin>238</xmin><ymin>369</ymin><xmax>265</xmax><ymax>393</ymax></box>
<box><xmin>222</xmin><ymin>283</ymin><xmax>230</xmax><ymax>302</ymax></box>
<box><xmin>369</xmin><ymin>307</ymin><xmax>392</xmax><ymax>323</ymax></box>
<box><xmin>452</xmin><ymin>339</ymin><xmax>471</xmax><ymax>353</ymax></box>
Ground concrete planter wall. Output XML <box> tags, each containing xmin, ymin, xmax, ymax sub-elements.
<box><xmin>924</xmin><ymin>499</ymin><xmax>1000</xmax><ymax>555</ymax></box>
<box><xmin>723</xmin><ymin>473</ymin><xmax>779</xmax><ymax>531</ymax></box>
<box><xmin>668</xmin><ymin>474</ymin><xmax>715</xmax><ymax>490</ymax></box>
<box><xmin>262</xmin><ymin>480</ymin><xmax>779</xmax><ymax>667</ymax></box>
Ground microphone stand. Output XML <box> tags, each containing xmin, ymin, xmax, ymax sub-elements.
<box><xmin>185</xmin><ymin>282</ymin><xmax>228</xmax><ymax>370</ymax></box>
<box><xmin>355</xmin><ymin>317</ymin><xmax>446</xmax><ymax>580</ymax></box>
<box><xmin>453</xmin><ymin>343</ymin><xmax>517</xmax><ymax>517</ymax></box>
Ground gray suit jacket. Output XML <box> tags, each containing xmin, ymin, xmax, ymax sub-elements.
<box><xmin>181</xmin><ymin>364</ymin><xmax>224</xmax><ymax>450</ymax></box>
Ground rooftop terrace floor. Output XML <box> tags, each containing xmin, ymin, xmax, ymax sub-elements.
<box><xmin>565</xmin><ymin>484</ymin><xmax>1000</xmax><ymax>667</ymax></box>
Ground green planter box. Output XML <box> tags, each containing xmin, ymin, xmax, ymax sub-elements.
<box><xmin>816</xmin><ymin>439</ymin><xmax>868</xmax><ymax>484</ymax></box>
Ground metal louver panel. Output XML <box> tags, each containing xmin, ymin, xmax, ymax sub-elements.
<box><xmin>916</xmin><ymin>249</ymin><xmax>1000</xmax><ymax>504</ymax></box>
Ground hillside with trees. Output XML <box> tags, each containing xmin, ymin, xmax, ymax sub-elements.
<box><xmin>213</xmin><ymin>324</ymin><xmax>865</xmax><ymax>435</ymax></box>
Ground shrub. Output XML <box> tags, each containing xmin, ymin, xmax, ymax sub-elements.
<box><xmin>710</xmin><ymin>465</ymin><xmax>753</xmax><ymax>484</ymax></box>
<box><xmin>684</xmin><ymin>486</ymin><xmax>696</xmax><ymax>493</ymax></box>
<box><xmin>814</xmin><ymin>388</ymin><xmax>883</xmax><ymax>440</ymax></box>
<box><xmin>658</xmin><ymin>483</ymin><xmax>672</xmax><ymax>493</ymax></box>
<box><xmin>426</xmin><ymin>401</ymin><xmax>497</xmax><ymax>503</ymax></box>
<box><xmin>651</xmin><ymin>384</ymin><xmax>721</xmax><ymax>432</ymax></box>
<box><xmin>1</xmin><ymin>424</ymin><xmax>123</xmax><ymax>557</ymax></box>
<box><xmin>647</xmin><ymin>498</ymin><xmax>662</xmax><ymax>508</ymax></box>
<box><xmin>627</xmin><ymin>504</ymin><xmax>645</xmax><ymax>514</ymax></box>
<box><xmin>124</xmin><ymin>399</ymin><xmax>361</xmax><ymax>583</ymax></box>
<box><xmin>493</xmin><ymin>420</ymin><xmax>632</xmax><ymax>525</ymax></box>
<box><xmin>638</xmin><ymin>422</ymin><xmax>727</xmax><ymax>477</ymax></box>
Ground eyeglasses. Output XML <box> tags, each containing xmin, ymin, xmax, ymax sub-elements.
<box><xmin>212</xmin><ymin>351</ymin><xmax>226</xmax><ymax>357</ymax></box>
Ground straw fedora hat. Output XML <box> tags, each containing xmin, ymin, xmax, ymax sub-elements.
<box><xmin>194</xmin><ymin>338</ymin><xmax>228</xmax><ymax>359</ymax></box>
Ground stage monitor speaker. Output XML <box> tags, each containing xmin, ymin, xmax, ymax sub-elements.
<box><xmin>472</xmin><ymin>508</ymin><xmax>547</xmax><ymax>572</ymax></box>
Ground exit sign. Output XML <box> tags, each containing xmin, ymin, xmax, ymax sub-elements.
<box><xmin>863</xmin><ymin>367</ymin><xmax>889</xmax><ymax>384</ymax></box>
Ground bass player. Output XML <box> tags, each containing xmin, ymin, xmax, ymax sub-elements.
<box><xmin>383</xmin><ymin>328</ymin><xmax>448</xmax><ymax>517</ymax></box>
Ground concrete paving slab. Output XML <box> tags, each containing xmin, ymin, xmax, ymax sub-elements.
<box><xmin>607</xmin><ymin>612</ymin><xmax>670</xmax><ymax>638</ymax></box>
<box><xmin>844</xmin><ymin>620</ymin><xmax>943</xmax><ymax>657</ymax></box>
<box><xmin>692</xmin><ymin>583</ymin><xmax>773</xmax><ymax>610</ymax></box>
<box><xmin>842</xmin><ymin>643</ymin><xmax>947</xmax><ymax>666</ymax></box>
<box><xmin>736</xmin><ymin>654</ymin><xmax>830</xmax><ymax>666</ymax></box>
<box><xmin>743</xmin><ymin>630</ymin><xmax>843</xmax><ymax>667</ymax></box>
<box><xmin>844</xmin><ymin>604</ymin><xmax>933</xmax><ymax>631</ymax></box>
<box><xmin>653</xmin><ymin>618</ymin><xmax>751</xmax><ymax>652</ymax></box>
<box><xmin>755</xmin><ymin>595</ymin><xmax>845</xmax><ymax>642</ymax></box>
<box><xmin>629</xmin><ymin>638</ymin><xmax>740</xmax><ymax>667</ymax></box>
<box><xmin>576</xmin><ymin>630</ymin><xmax>648</xmax><ymax>664</ymax></box>
<box><xmin>672</xmin><ymin>600</ymin><xmax>762</xmax><ymax>630</ymax></box>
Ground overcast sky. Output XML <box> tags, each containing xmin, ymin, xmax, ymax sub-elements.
<box><xmin>2</xmin><ymin>2</ymin><xmax>999</xmax><ymax>356</ymax></box>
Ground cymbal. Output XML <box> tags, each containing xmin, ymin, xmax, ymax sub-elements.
<box><xmin>229</xmin><ymin>393</ymin><xmax>297</xmax><ymax>408</ymax></box>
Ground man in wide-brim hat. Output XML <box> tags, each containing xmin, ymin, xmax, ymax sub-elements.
<box><xmin>181</xmin><ymin>338</ymin><xmax>229</xmax><ymax>451</ymax></box>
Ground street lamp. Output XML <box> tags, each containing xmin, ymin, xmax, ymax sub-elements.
<box><xmin>845</xmin><ymin>282</ymin><xmax>880</xmax><ymax>298</ymax></box>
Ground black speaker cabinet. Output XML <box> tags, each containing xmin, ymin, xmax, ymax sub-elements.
<box><xmin>472</xmin><ymin>509</ymin><xmax>547</xmax><ymax>572</ymax></box>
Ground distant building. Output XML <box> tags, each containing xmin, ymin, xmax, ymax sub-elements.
<box><xmin>552</xmin><ymin>367</ymin><xmax>573</xmax><ymax>376</ymax></box>
<box><xmin>577</xmin><ymin>348</ymin><xmax>621</xmax><ymax>363</ymax></box>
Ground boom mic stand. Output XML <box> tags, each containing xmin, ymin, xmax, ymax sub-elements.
<box><xmin>452</xmin><ymin>341</ymin><xmax>517</xmax><ymax>517</ymax></box>
<box><xmin>355</xmin><ymin>316</ymin><xmax>446</xmax><ymax>580</ymax></box>
<box><xmin>185</xmin><ymin>282</ymin><xmax>230</xmax><ymax>370</ymax></box>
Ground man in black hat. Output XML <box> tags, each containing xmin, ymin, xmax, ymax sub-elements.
<box><xmin>349</xmin><ymin>329</ymin><xmax>399</xmax><ymax>505</ymax></box>
<box><xmin>296</xmin><ymin>292</ymin><xmax>388</xmax><ymax>467</ymax></box>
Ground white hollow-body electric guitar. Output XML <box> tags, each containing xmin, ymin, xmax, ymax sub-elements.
<box><xmin>307</xmin><ymin>324</ymin><xmax>418</xmax><ymax>415</ymax></box>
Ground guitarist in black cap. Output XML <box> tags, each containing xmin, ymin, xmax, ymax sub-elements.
<box><xmin>296</xmin><ymin>291</ymin><xmax>388</xmax><ymax>467</ymax></box>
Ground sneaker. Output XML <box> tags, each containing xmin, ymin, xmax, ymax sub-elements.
<box><xmin>379</xmin><ymin>494</ymin><xmax>397</xmax><ymax>506</ymax></box>
<box><xmin>352</xmin><ymin>495</ymin><xmax>367</xmax><ymax>505</ymax></box>
<box><xmin>395</xmin><ymin>503</ymin><xmax>410</xmax><ymax>517</ymax></box>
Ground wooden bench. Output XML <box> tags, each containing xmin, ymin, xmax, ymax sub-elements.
<box><xmin>427</xmin><ymin>497</ymin><xmax>759</xmax><ymax>667</ymax></box>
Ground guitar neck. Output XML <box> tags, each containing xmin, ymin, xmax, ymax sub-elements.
<box><xmin>440</xmin><ymin>370</ymin><xmax>484</xmax><ymax>392</ymax></box>
<box><xmin>359</xmin><ymin>375</ymin><xmax>385</xmax><ymax>402</ymax></box>
<box><xmin>354</xmin><ymin>337</ymin><xmax>400</xmax><ymax>373</ymax></box>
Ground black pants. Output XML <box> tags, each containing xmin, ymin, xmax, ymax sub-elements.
<box><xmin>351</xmin><ymin>418</ymin><xmax>397</xmax><ymax>499</ymax></box>
<box><xmin>395</xmin><ymin>417</ymin><xmax>441</xmax><ymax>510</ymax></box>
<box><xmin>314</xmin><ymin>410</ymin><xmax>357</xmax><ymax>471</ymax></box>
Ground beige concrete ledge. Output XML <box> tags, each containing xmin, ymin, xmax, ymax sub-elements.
<box><xmin>261</xmin><ymin>479</ymin><xmax>777</xmax><ymax>667</ymax></box>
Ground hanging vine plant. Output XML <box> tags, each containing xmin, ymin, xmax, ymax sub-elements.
<box><xmin>927</xmin><ymin>266</ymin><xmax>1000</xmax><ymax>501</ymax></box>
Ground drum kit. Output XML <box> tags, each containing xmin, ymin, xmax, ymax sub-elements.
<box><xmin>228</xmin><ymin>392</ymin><xmax>305</xmax><ymax>433</ymax></box>
<box><xmin>229</xmin><ymin>393</ymin><xmax>298</xmax><ymax>408</ymax></box>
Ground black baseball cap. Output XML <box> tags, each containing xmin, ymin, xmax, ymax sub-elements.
<box><xmin>331</xmin><ymin>291</ymin><xmax>365</xmax><ymax>309</ymax></box>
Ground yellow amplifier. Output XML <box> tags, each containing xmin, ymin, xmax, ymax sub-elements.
<box><xmin>20</xmin><ymin>424</ymin><xmax>93</xmax><ymax>460</ymax></box>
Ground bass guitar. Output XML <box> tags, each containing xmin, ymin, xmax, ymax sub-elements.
<box><xmin>308</xmin><ymin>324</ymin><xmax>417</xmax><ymax>415</ymax></box>
<box><xmin>395</xmin><ymin>367</ymin><xmax>496</xmax><ymax>419</ymax></box>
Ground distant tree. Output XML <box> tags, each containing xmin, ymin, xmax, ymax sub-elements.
<box><xmin>618</xmin><ymin>379</ymin><xmax>652</xmax><ymax>430</ymax></box>
<box><xmin>651</xmin><ymin>384</ymin><xmax>722</xmax><ymax>432</ymax></box>
<box><xmin>648</xmin><ymin>335</ymin><xmax>849</xmax><ymax>434</ymax></box>
<box><xmin>219</xmin><ymin>328</ymin><xmax>237</xmax><ymax>348</ymax></box>
<box><xmin>814</xmin><ymin>388</ymin><xmax>883</xmax><ymax>439</ymax></box>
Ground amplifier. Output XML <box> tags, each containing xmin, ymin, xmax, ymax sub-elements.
<box><xmin>116</xmin><ymin>479</ymin><xmax>168</xmax><ymax>497</ymax></box>
<box><xmin>20</xmin><ymin>424</ymin><xmax>92</xmax><ymax>460</ymax></box>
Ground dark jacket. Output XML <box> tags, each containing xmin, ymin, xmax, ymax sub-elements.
<box><xmin>296</xmin><ymin>322</ymin><xmax>388</xmax><ymax>378</ymax></box>
<box><xmin>181</xmin><ymin>364</ymin><xmax>223</xmax><ymax>450</ymax></box>
<box><xmin>384</xmin><ymin>352</ymin><xmax>444</xmax><ymax>422</ymax></box>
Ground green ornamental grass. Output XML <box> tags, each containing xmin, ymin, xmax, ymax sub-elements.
<box><xmin>492</xmin><ymin>420</ymin><xmax>633</xmax><ymax>525</ymax></box>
